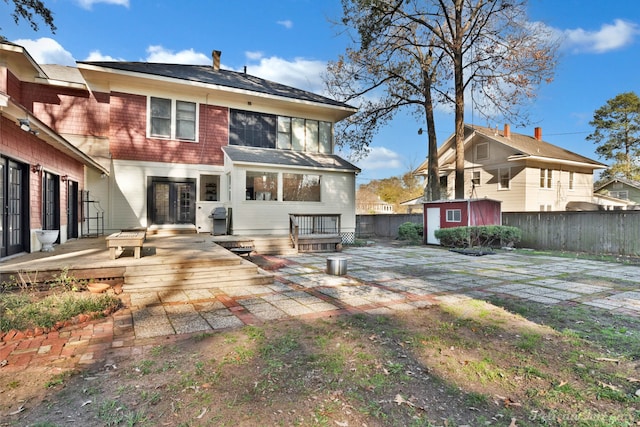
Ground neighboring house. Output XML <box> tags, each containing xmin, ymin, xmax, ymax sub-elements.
<box><xmin>356</xmin><ymin>188</ymin><xmax>395</xmax><ymax>214</ymax></box>
<box><xmin>414</xmin><ymin>124</ymin><xmax>606</xmax><ymax>212</ymax></box>
<box><xmin>0</xmin><ymin>42</ymin><xmax>360</xmax><ymax>258</ymax></box>
<box><xmin>594</xmin><ymin>178</ymin><xmax>640</xmax><ymax>209</ymax></box>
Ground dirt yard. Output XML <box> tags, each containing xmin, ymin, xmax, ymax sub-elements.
<box><xmin>2</xmin><ymin>294</ymin><xmax>639</xmax><ymax>426</ymax></box>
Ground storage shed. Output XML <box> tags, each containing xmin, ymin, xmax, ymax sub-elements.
<box><xmin>423</xmin><ymin>198</ymin><xmax>502</xmax><ymax>245</ymax></box>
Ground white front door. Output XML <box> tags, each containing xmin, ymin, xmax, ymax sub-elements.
<box><xmin>426</xmin><ymin>207</ymin><xmax>440</xmax><ymax>245</ymax></box>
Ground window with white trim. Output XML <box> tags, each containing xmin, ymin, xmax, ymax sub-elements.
<box><xmin>568</xmin><ymin>171</ymin><xmax>574</xmax><ymax>190</ymax></box>
<box><xmin>610</xmin><ymin>190</ymin><xmax>629</xmax><ymax>200</ymax></box>
<box><xmin>246</xmin><ymin>171</ymin><xmax>278</xmax><ymax>201</ymax></box>
<box><xmin>540</xmin><ymin>168</ymin><xmax>552</xmax><ymax>188</ymax></box>
<box><xmin>498</xmin><ymin>168</ymin><xmax>510</xmax><ymax>190</ymax></box>
<box><xmin>446</xmin><ymin>209</ymin><xmax>461</xmax><ymax>222</ymax></box>
<box><xmin>471</xmin><ymin>171</ymin><xmax>481</xmax><ymax>186</ymax></box>
<box><xmin>283</xmin><ymin>173</ymin><xmax>321</xmax><ymax>202</ymax></box>
<box><xmin>149</xmin><ymin>97</ymin><xmax>197</xmax><ymax>141</ymax></box>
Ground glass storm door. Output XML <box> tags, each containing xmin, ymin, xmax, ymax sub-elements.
<box><xmin>1</xmin><ymin>158</ymin><xmax>27</xmax><ymax>257</ymax></box>
<box><xmin>150</xmin><ymin>179</ymin><xmax>195</xmax><ymax>225</ymax></box>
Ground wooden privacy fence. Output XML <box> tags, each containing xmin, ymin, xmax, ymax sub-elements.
<box><xmin>502</xmin><ymin>211</ymin><xmax>640</xmax><ymax>256</ymax></box>
<box><xmin>356</xmin><ymin>214</ymin><xmax>422</xmax><ymax>239</ymax></box>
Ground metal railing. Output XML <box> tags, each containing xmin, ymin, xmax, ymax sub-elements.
<box><xmin>289</xmin><ymin>214</ymin><xmax>341</xmax><ymax>249</ymax></box>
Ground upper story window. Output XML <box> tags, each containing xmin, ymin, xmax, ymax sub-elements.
<box><xmin>149</xmin><ymin>97</ymin><xmax>197</xmax><ymax>141</ymax></box>
<box><xmin>568</xmin><ymin>171</ymin><xmax>574</xmax><ymax>190</ymax></box>
<box><xmin>540</xmin><ymin>168</ymin><xmax>552</xmax><ymax>188</ymax></box>
<box><xmin>498</xmin><ymin>168</ymin><xmax>510</xmax><ymax>190</ymax></box>
<box><xmin>471</xmin><ymin>171</ymin><xmax>481</xmax><ymax>186</ymax></box>
<box><xmin>231</xmin><ymin>109</ymin><xmax>332</xmax><ymax>154</ymax></box>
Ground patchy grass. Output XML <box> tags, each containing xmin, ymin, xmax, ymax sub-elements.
<box><xmin>4</xmin><ymin>297</ymin><xmax>639</xmax><ymax>427</ymax></box>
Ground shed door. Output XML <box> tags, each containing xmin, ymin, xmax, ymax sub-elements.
<box><xmin>426</xmin><ymin>207</ymin><xmax>440</xmax><ymax>245</ymax></box>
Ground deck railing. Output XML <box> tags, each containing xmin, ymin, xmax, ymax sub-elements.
<box><xmin>289</xmin><ymin>214</ymin><xmax>341</xmax><ymax>249</ymax></box>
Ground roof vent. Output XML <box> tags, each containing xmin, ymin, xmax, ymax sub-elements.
<box><xmin>212</xmin><ymin>50</ymin><xmax>221</xmax><ymax>71</ymax></box>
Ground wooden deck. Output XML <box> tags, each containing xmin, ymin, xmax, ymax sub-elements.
<box><xmin>0</xmin><ymin>234</ymin><xmax>272</xmax><ymax>291</ymax></box>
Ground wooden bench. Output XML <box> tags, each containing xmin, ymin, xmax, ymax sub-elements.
<box><xmin>106</xmin><ymin>231</ymin><xmax>146</xmax><ymax>260</ymax></box>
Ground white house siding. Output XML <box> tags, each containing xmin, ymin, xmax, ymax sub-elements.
<box><xmin>101</xmin><ymin>159</ymin><xmax>225</xmax><ymax>233</ymax></box>
<box><xmin>228</xmin><ymin>165</ymin><xmax>356</xmax><ymax>237</ymax></box>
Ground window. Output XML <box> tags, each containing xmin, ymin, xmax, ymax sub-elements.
<box><xmin>498</xmin><ymin>168</ymin><xmax>510</xmax><ymax>190</ymax></box>
<box><xmin>246</xmin><ymin>171</ymin><xmax>278</xmax><ymax>201</ymax></box>
<box><xmin>233</xmin><ymin>109</ymin><xmax>332</xmax><ymax>153</ymax></box>
<box><xmin>200</xmin><ymin>175</ymin><xmax>220</xmax><ymax>201</ymax></box>
<box><xmin>446</xmin><ymin>209</ymin><xmax>461</xmax><ymax>222</ymax></box>
<box><xmin>471</xmin><ymin>171</ymin><xmax>481</xmax><ymax>186</ymax></box>
<box><xmin>568</xmin><ymin>171</ymin><xmax>574</xmax><ymax>190</ymax></box>
<box><xmin>283</xmin><ymin>173</ymin><xmax>320</xmax><ymax>201</ymax></box>
<box><xmin>610</xmin><ymin>190</ymin><xmax>629</xmax><ymax>200</ymax></box>
<box><xmin>540</xmin><ymin>168</ymin><xmax>552</xmax><ymax>188</ymax></box>
<box><xmin>149</xmin><ymin>97</ymin><xmax>197</xmax><ymax>141</ymax></box>
<box><xmin>475</xmin><ymin>143</ymin><xmax>489</xmax><ymax>160</ymax></box>
<box><xmin>230</xmin><ymin>110</ymin><xmax>276</xmax><ymax>148</ymax></box>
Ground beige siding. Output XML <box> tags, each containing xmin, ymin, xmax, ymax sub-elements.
<box><xmin>228</xmin><ymin>165</ymin><xmax>356</xmax><ymax>236</ymax></box>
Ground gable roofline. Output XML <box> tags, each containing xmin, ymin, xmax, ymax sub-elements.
<box><xmin>76</xmin><ymin>61</ymin><xmax>357</xmax><ymax>119</ymax></box>
<box><xmin>1</xmin><ymin>93</ymin><xmax>108</xmax><ymax>174</ymax></box>
<box><xmin>431</xmin><ymin>124</ymin><xmax>606</xmax><ymax>169</ymax></box>
<box><xmin>0</xmin><ymin>40</ymin><xmax>48</xmax><ymax>78</ymax></box>
<box><xmin>594</xmin><ymin>177</ymin><xmax>640</xmax><ymax>192</ymax></box>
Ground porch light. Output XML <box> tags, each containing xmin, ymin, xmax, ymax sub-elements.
<box><xmin>18</xmin><ymin>118</ymin><xmax>39</xmax><ymax>135</ymax></box>
<box><xmin>31</xmin><ymin>163</ymin><xmax>43</xmax><ymax>173</ymax></box>
<box><xmin>61</xmin><ymin>175</ymin><xmax>69</xmax><ymax>182</ymax></box>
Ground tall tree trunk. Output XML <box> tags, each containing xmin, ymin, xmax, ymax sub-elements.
<box><xmin>453</xmin><ymin>0</ymin><xmax>465</xmax><ymax>199</ymax></box>
<box><xmin>423</xmin><ymin>68</ymin><xmax>440</xmax><ymax>201</ymax></box>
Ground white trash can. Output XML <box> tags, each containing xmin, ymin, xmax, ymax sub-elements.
<box><xmin>327</xmin><ymin>256</ymin><xmax>347</xmax><ymax>276</ymax></box>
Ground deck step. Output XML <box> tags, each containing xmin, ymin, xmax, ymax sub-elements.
<box><xmin>124</xmin><ymin>269</ymin><xmax>273</xmax><ymax>291</ymax></box>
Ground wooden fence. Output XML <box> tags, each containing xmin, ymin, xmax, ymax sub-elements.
<box><xmin>502</xmin><ymin>211</ymin><xmax>640</xmax><ymax>256</ymax></box>
<box><xmin>357</xmin><ymin>211</ymin><xmax>640</xmax><ymax>257</ymax></box>
<box><xmin>356</xmin><ymin>214</ymin><xmax>422</xmax><ymax>239</ymax></box>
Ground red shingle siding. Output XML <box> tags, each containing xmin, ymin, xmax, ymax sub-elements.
<box><xmin>5</xmin><ymin>70</ymin><xmax>21</xmax><ymax>102</ymax></box>
<box><xmin>21</xmin><ymin>82</ymin><xmax>110</xmax><ymax>136</ymax></box>
<box><xmin>1</xmin><ymin>116</ymin><xmax>84</xmax><ymax>229</ymax></box>
<box><xmin>109</xmin><ymin>92</ymin><xmax>227</xmax><ymax>165</ymax></box>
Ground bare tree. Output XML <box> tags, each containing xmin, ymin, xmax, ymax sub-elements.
<box><xmin>2</xmin><ymin>0</ymin><xmax>56</xmax><ymax>34</ymax></box>
<box><xmin>326</xmin><ymin>0</ymin><xmax>558</xmax><ymax>199</ymax></box>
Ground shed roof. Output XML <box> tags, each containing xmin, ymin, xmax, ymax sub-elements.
<box><xmin>223</xmin><ymin>145</ymin><xmax>360</xmax><ymax>172</ymax></box>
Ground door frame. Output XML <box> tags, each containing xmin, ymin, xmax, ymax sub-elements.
<box><xmin>0</xmin><ymin>156</ymin><xmax>29</xmax><ymax>257</ymax></box>
<box><xmin>147</xmin><ymin>177</ymin><xmax>196</xmax><ymax>225</ymax></box>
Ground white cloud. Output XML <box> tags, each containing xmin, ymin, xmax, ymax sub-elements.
<box><xmin>144</xmin><ymin>45</ymin><xmax>210</xmax><ymax>65</ymax></box>
<box><xmin>245</xmin><ymin>54</ymin><xmax>326</xmax><ymax>93</ymax></box>
<box><xmin>354</xmin><ymin>146</ymin><xmax>404</xmax><ymax>171</ymax></box>
<box><xmin>11</xmin><ymin>37</ymin><xmax>75</xmax><ymax>65</ymax></box>
<box><xmin>277</xmin><ymin>20</ymin><xmax>293</xmax><ymax>29</ymax></box>
<box><xmin>84</xmin><ymin>50</ymin><xmax>122</xmax><ymax>61</ymax></box>
<box><xmin>563</xmin><ymin>19</ymin><xmax>639</xmax><ymax>53</ymax></box>
<box><xmin>75</xmin><ymin>0</ymin><xmax>129</xmax><ymax>10</ymax></box>
<box><xmin>245</xmin><ymin>51</ymin><xmax>264</xmax><ymax>61</ymax></box>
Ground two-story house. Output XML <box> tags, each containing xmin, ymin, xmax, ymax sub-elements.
<box><xmin>0</xmin><ymin>42</ymin><xmax>360</xmax><ymax>258</ymax></box>
<box><xmin>414</xmin><ymin>124</ymin><xmax>606</xmax><ymax>212</ymax></box>
<box><xmin>594</xmin><ymin>177</ymin><xmax>640</xmax><ymax>209</ymax></box>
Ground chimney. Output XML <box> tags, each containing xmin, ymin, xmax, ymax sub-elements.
<box><xmin>534</xmin><ymin>127</ymin><xmax>542</xmax><ymax>141</ymax></box>
<box><xmin>503</xmin><ymin>124</ymin><xmax>511</xmax><ymax>138</ymax></box>
<box><xmin>212</xmin><ymin>50</ymin><xmax>221</xmax><ymax>71</ymax></box>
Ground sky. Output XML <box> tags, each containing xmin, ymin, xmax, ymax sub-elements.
<box><xmin>2</xmin><ymin>0</ymin><xmax>640</xmax><ymax>185</ymax></box>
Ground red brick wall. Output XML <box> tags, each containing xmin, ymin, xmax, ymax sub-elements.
<box><xmin>0</xmin><ymin>116</ymin><xmax>84</xmax><ymax>229</ymax></box>
<box><xmin>21</xmin><ymin>81</ymin><xmax>110</xmax><ymax>137</ymax></box>
<box><xmin>109</xmin><ymin>92</ymin><xmax>227</xmax><ymax>165</ymax></box>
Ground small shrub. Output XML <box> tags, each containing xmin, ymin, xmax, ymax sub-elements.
<box><xmin>398</xmin><ymin>222</ymin><xmax>423</xmax><ymax>244</ymax></box>
<box><xmin>435</xmin><ymin>225</ymin><xmax>521</xmax><ymax>248</ymax></box>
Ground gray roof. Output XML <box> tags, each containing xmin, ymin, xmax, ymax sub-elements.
<box><xmin>222</xmin><ymin>145</ymin><xmax>360</xmax><ymax>172</ymax></box>
<box><xmin>77</xmin><ymin>61</ymin><xmax>354</xmax><ymax>109</ymax></box>
<box><xmin>470</xmin><ymin>125</ymin><xmax>604</xmax><ymax>167</ymax></box>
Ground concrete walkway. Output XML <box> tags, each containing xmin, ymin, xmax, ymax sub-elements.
<box><xmin>1</xmin><ymin>242</ymin><xmax>639</xmax><ymax>371</ymax></box>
